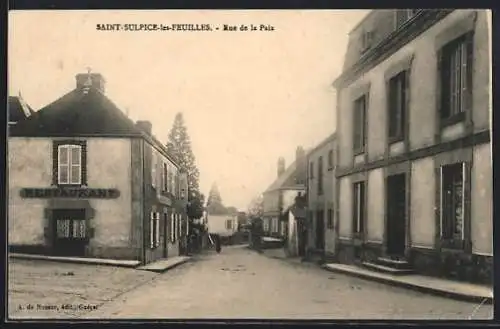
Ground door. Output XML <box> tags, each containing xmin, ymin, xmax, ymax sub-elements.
<box><xmin>315</xmin><ymin>210</ymin><xmax>325</xmax><ymax>250</ymax></box>
<box><xmin>386</xmin><ymin>174</ymin><xmax>407</xmax><ymax>257</ymax></box>
<box><xmin>53</xmin><ymin>209</ymin><xmax>87</xmax><ymax>257</ymax></box>
<box><xmin>163</xmin><ymin>211</ymin><xmax>169</xmax><ymax>258</ymax></box>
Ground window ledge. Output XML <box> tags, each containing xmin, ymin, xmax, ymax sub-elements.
<box><xmin>440</xmin><ymin>111</ymin><xmax>465</xmax><ymax>128</ymax></box>
<box><xmin>353</xmin><ymin>149</ymin><xmax>365</xmax><ymax>156</ymax></box>
<box><xmin>440</xmin><ymin>238</ymin><xmax>466</xmax><ymax>251</ymax></box>
<box><xmin>388</xmin><ymin>135</ymin><xmax>404</xmax><ymax>145</ymax></box>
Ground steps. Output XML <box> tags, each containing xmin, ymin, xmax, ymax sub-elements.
<box><xmin>362</xmin><ymin>256</ymin><xmax>415</xmax><ymax>275</ymax></box>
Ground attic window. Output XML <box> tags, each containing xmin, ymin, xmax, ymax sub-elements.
<box><xmin>361</xmin><ymin>30</ymin><xmax>374</xmax><ymax>53</ymax></box>
<box><xmin>396</xmin><ymin>9</ymin><xmax>421</xmax><ymax>29</ymax></box>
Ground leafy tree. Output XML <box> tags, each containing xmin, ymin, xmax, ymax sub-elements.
<box><xmin>206</xmin><ymin>182</ymin><xmax>227</xmax><ymax>215</ymax></box>
<box><xmin>247</xmin><ymin>195</ymin><xmax>264</xmax><ymax>219</ymax></box>
<box><xmin>166</xmin><ymin>112</ymin><xmax>203</xmax><ymax>219</ymax></box>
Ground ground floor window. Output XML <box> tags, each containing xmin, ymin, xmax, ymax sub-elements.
<box><xmin>226</xmin><ymin>219</ymin><xmax>233</xmax><ymax>230</ymax></box>
<box><xmin>263</xmin><ymin>218</ymin><xmax>270</xmax><ymax>232</ymax></box>
<box><xmin>56</xmin><ymin>219</ymin><xmax>87</xmax><ymax>239</ymax></box>
<box><xmin>150</xmin><ymin>212</ymin><xmax>160</xmax><ymax>249</ymax></box>
<box><xmin>440</xmin><ymin>162</ymin><xmax>465</xmax><ymax>242</ymax></box>
<box><xmin>352</xmin><ymin>181</ymin><xmax>366</xmax><ymax>235</ymax></box>
<box><xmin>327</xmin><ymin>208</ymin><xmax>334</xmax><ymax>229</ymax></box>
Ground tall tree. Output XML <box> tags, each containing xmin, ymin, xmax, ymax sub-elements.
<box><xmin>166</xmin><ymin>112</ymin><xmax>203</xmax><ymax>219</ymax></box>
<box><xmin>206</xmin><ymin>182</ymin><xmax>227</xmax><ymax>215</ymax></box>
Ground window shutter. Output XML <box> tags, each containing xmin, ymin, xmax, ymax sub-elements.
<box><xmin>150</xmin><ymin>212</ymin><xmax>154</xmax><ymax>249</ymax></box>
<box><xmin>155</xmin><ymin>212</ymin><xmax>160</xmax><ymax>247</ymax></box>
<box><xmin>88</xmin><ymin>227</ymin><xmax>95</xmax><ymax>239</ymax></box>
<box><xmin>151</xmin><ymin>154</ymin><xmax>156</xmax><ymax>188</ymax></box>
<box><xmin>435</xmin><ymin>49</ymin><xmax>444</xmax><ymax>134</ymax></box>
<box><xmin>81</xmin><ymin>143</ymin><xmax>87</xmax><ymax>185</ymax></box>
<box><xmin>404</xmin><ymin>69</ymin><xmax>411</xmax><ymax>140</ymax></box>
<box><xmin>52</xmin><ymin>143</ymin><xmax>58</xmax><ymax>185</ymax></box>
<box><xmin>435</xmin><ymin>166</ymin><xmax>442</xmax><ymax>243</ymax></box>
<box><xmin>465</xmin><ymin>32</ymin><xmax>474</xmax><ymax>113</ymax></box>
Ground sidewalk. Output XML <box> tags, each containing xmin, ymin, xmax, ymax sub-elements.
<box><xmin>9</xmin><ymin>253</ymin><xmax>140</xmax><ymax>268</ymax></box>
<box><xmin>323</xmin><ymin>263</ymin><xmax>493</xmax><ymax>304</ymax></box>
<box><xmin>258</xmin><ymin>249</ymin><xmax>493</xmax><ymax>304</ymax></box>
<box><xmin>137</xmin><ymin>256</ymin><xmax>190</xmax><ymax>273</ymax></box>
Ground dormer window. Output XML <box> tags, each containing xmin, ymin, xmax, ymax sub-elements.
<box><xmin>361</xmin><ymin>30</ymin><xmax>374</xmax><ymax>53</ymax></box>
<box><xmin>396</xmin><ymin>9</ymin><xmax>421</xmax><ymax>29</ymax></box>
<box><xmin>53</xmin><ymin>140</ymin><xmax>87</xmax><ymax>186</ymax></box>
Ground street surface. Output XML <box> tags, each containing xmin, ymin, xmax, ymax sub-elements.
<box><xmin>86</xmin><ymin>246</ymin><xmax>492</xmax><ymax>320</ymax></box>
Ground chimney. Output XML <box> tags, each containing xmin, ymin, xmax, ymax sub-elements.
<box><xmin>295</xmin><ymin>146</ymin><xmax>306</xmax><ymax>184</ymax></box>
<box><xmin>277</xmin><ymin>157</ymin><xmax>285</xmax><ymax>177</ymax></box>
<box><xmin>76</xmin><ymin>72</ymin><xmax>106</xmax><ymax>93</ymax></box>
<box><xmin>136</xmin><ymin>120</ymin><xmax>152</xmax><ymax>135</ymax></box>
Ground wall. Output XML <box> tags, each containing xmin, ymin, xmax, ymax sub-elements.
<box><xmin>338</xmin><ymin>177</ymin><xmax>352</xmax><ymax>238</ymax></box>
<box><xmin>8</xmin><ymin>137</ymin><xmax>134</xmax><ymax>258</ymax></box>
<box><xmin>471</xmin><ymin>143</ymin><xmax>492</xmax><ymax>255</ymax></box>
<box><xmin>263</xmin><ymin>190</ymin><xmax>280</xmax><ymax>214</ymax></box>
<box><xmin>207</xmin><ymin>215</ymin><xmax>237</xmax><ymax>237</ymax></box>
<box><xmin>337</xmin><ymin>10</ymin><xmax>490</xmax><ymax>172</ymax></box>
<box><xmin>366</xmin><ymin>168</ymin><xmax>384</xmax><ymax>242</ymax></box>
<box><xmin>410</xmin><ymin>157</ymin><xmax>436</xmax><ymax>248</ymax></box>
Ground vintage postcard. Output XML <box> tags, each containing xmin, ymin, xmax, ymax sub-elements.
<box><xmin>6</xmin><ymin>9</ymin><xmax>493</xmax><ymax>321</ymax></box>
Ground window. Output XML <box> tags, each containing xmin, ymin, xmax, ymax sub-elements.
<box><xmin>170</xmin><ymin>213</ymin><xmax>175</xmax><ymax>242</ymax></box>
<box><xmin>327</xmin><ymin>150</ymin><xmax>334</xmax><ymax>169</ymax></box>
<box><xmin>327</xmin><ymin>208</ymin><xmax>334</xmax><ymax>229</ymax></box>
<box><xmin>309</xmin><ymin>162</ymin><xmax>314</xmax><ymax>179</ymax></box>
<box><xmin>167</xmin><ymin>165</ymin><xmax>173</xmax><ymax>193</ymax></box>
<box><xmin>72</xmin><ymin>220</ymin><xmax>87</xmax><ymax>238</ymax></box>
<box><xmin>388</xmin><ymin>70</ymin><xmax>408</xmax><ymax>142</ymax></box>
<box><xmin>151</xmin><ymin>153</ymin><xmax>157</xmax><ymax>188</ymax></box>
<box><xmin>353</xmin><ymin>95</ymin><xmax>367</xmax><ymax>154</ymax></box>
<box><xmin>396</xmin><ymin>9</ymin><xmax>420</xmax><ymax>29</ymax></box>
<box><xmin>317</xmin><ymin>156</ymin><xmax>324</xmax><ymax>195</ymax></box>
<box><xmin>352</xmin><ymin>181</ymin><xmax>366</xmax><ymax>235</ymax></box>
<box><xmin>57</xmin><ymin>144</ymin><xmax>82</xmax><ymax>185</ymax></box>
<box><xmin>440</xmin><ymin>34</ymin><xmax>472</xmax><ymax>125</ymax></box>
<box><xmin>440</xmin><ymin>163</ymin><xmax>465</xmax><ymax>244</ymax></box>
<box><xmin>361</xmin><ymin>30</ymin><xmax>374</xmax><ymax>53</ymax></box>
<box><xmin>150</xmin><ymin>212</ymin><xmax>160</xmax><ymax>249</ymax></box>
<box><xmin>162</xmin><ymin>163</ymin><xmax>168</xmax><ymax>192</ymax></box>
<box><xmin>57</xmin><ymin>219</ymin><xmax>71</xmax><ymax>238</ymax></box>
<box><xmin>226</xmin><ymin>219</ymin><xmax>233</xmax><ymax>230</ymax></box>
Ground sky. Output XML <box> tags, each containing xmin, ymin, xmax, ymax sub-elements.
<box><xmin>8</xmin><ymin>10</ymin><xmax>369</xmax><ymax>211</ymax></box>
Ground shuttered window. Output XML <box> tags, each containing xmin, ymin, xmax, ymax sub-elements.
<box><xmin>353</xmin><ymin>95</ymin><xmax>367</xmax><ymax>154</ymax></box>
<box><xmin>439</xmin><ymin>33</ymin><xmax>473</xmax><ymax>125</ymax></box>
<box><xmin>58</xmin><ymin>145</ymin><xmax>82</xmax><ymax>185</ymax></box>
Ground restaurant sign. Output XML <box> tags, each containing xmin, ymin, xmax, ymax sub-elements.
<box><xmin>20</xmin><ymin>188</ymin><xmax>120</xmax><ymax>199</ymax></box>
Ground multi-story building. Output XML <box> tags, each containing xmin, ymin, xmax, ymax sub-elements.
<box><xmin>262</xmin><ymin>146</ymin><xmax>307</xmax><ymax>238</ymax></box>
<box><xmin>305</xmin><ymin>133</ymin><xmax>336</xmax><ymax>261</ymax></box>
<box><xmin>8</xmin><ymin>72</ymin><xmax>189</xmax><ymax>265</ymax></box>
<box><xmin>334</xmin><ymin>10</ymin><xmax>492</xmax><ymax>284</ymax></box>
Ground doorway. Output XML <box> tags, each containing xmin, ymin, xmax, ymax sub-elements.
<box><xmin>315</xmin><ymin>210</ymin><xmax>325</xmax><ymax>251</ymax></box>
<box><xmin>52</xmin><ymin>209</ymin><xmax>87</xmax><ymax>257</ymax></box>
<box><xmin>386</xmin><ymin>173</ymin><xmax>407</xmax><ymax>257</ymax></box>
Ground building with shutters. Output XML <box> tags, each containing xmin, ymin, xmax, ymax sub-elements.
<box><xmin>333</xmin><ymin>10</ymin><xmax>492</xmax><ymax>284</ymax></box>
<box><xmin>262</xmin><ymin>146</ymin><xmax>307</xmax><ymax>239</ymax></box>
<box><xmin>305</xmin><ymin>132</ymin><xmax>336</xmax><ymax>261</ymax></box>
<box><xmin>8</xmin><ymin>71</ymin><xmax>189</xmax><ymax>265</ymax></box>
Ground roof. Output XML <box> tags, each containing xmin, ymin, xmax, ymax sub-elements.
<box><xmin>306</xmin><ymin>132</ymin><xmax>336</xmax><ymax>157</ymax></box>
<box><xmin>264</xmin><ymin>161</ymin><xmax>298</xmax><ymax>193</ymax></box>
<box><xmin>9</xmin><ymin>81</ymin><xmax>178</xmax><ymax>166</ymax></box>
<box><xmin>10</xmin><ymin>88</ymin><xmax>142</xmax><ymax>137</ymax></box>
<box><xmin>8</xmin><ymin>95</ymin><xmax>35</xmax><ymax>123</ymax></box>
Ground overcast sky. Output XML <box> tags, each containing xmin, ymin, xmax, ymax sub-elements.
<box><xmin>8</xmin><ymin>10</ymin><xmax>369</xmax><ymax>210</ymax></box>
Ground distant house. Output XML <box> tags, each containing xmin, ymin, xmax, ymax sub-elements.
<box><xmin>334</xmin><ymin>10</ymin><xmax>492</xmax><ymax>284</ymax></box>
<box><xmin>262</xmin><ymin>146</ymin><xmax>307</xmax><ymax>239</ymax></box>
<box><xmin>8</xmin><ymin>94</ymin><xmax>35</xmax><ymax>126</ymax></box>
<box><xmin>305</xmin><ymin>133</ymin><xmax>336</xmax><ymax>261</ymax></box>
<box><xmin>8</xmin><ymin>72</ymin><xmax>189</xmax><ymax>265</ymax></box>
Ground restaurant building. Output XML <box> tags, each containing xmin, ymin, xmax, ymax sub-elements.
<box><xmin>8</xmin><ymin>72</ymin><xmax>189</xmax><ymax>265</ymax></box>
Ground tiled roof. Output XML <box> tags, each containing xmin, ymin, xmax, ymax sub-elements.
<box><xmin>264</xmin><ymin>161</ymin><xmax>298</xmax><ymax>193</ymax></box>
<box><xmin>8</xmin><ymin>96</ymin><xmax>35</xmax><ymax>123</ymax></box>
<box><xmin>10</xmin><ymin>88</ymin><xmax>142</xmax><ymax>137</ymax></box>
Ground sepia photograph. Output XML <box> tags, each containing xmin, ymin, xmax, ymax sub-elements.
<box><xmin>6</xmin><ymin>8</ymin><xmax>493</xmax><ymax>321</ymax></box>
